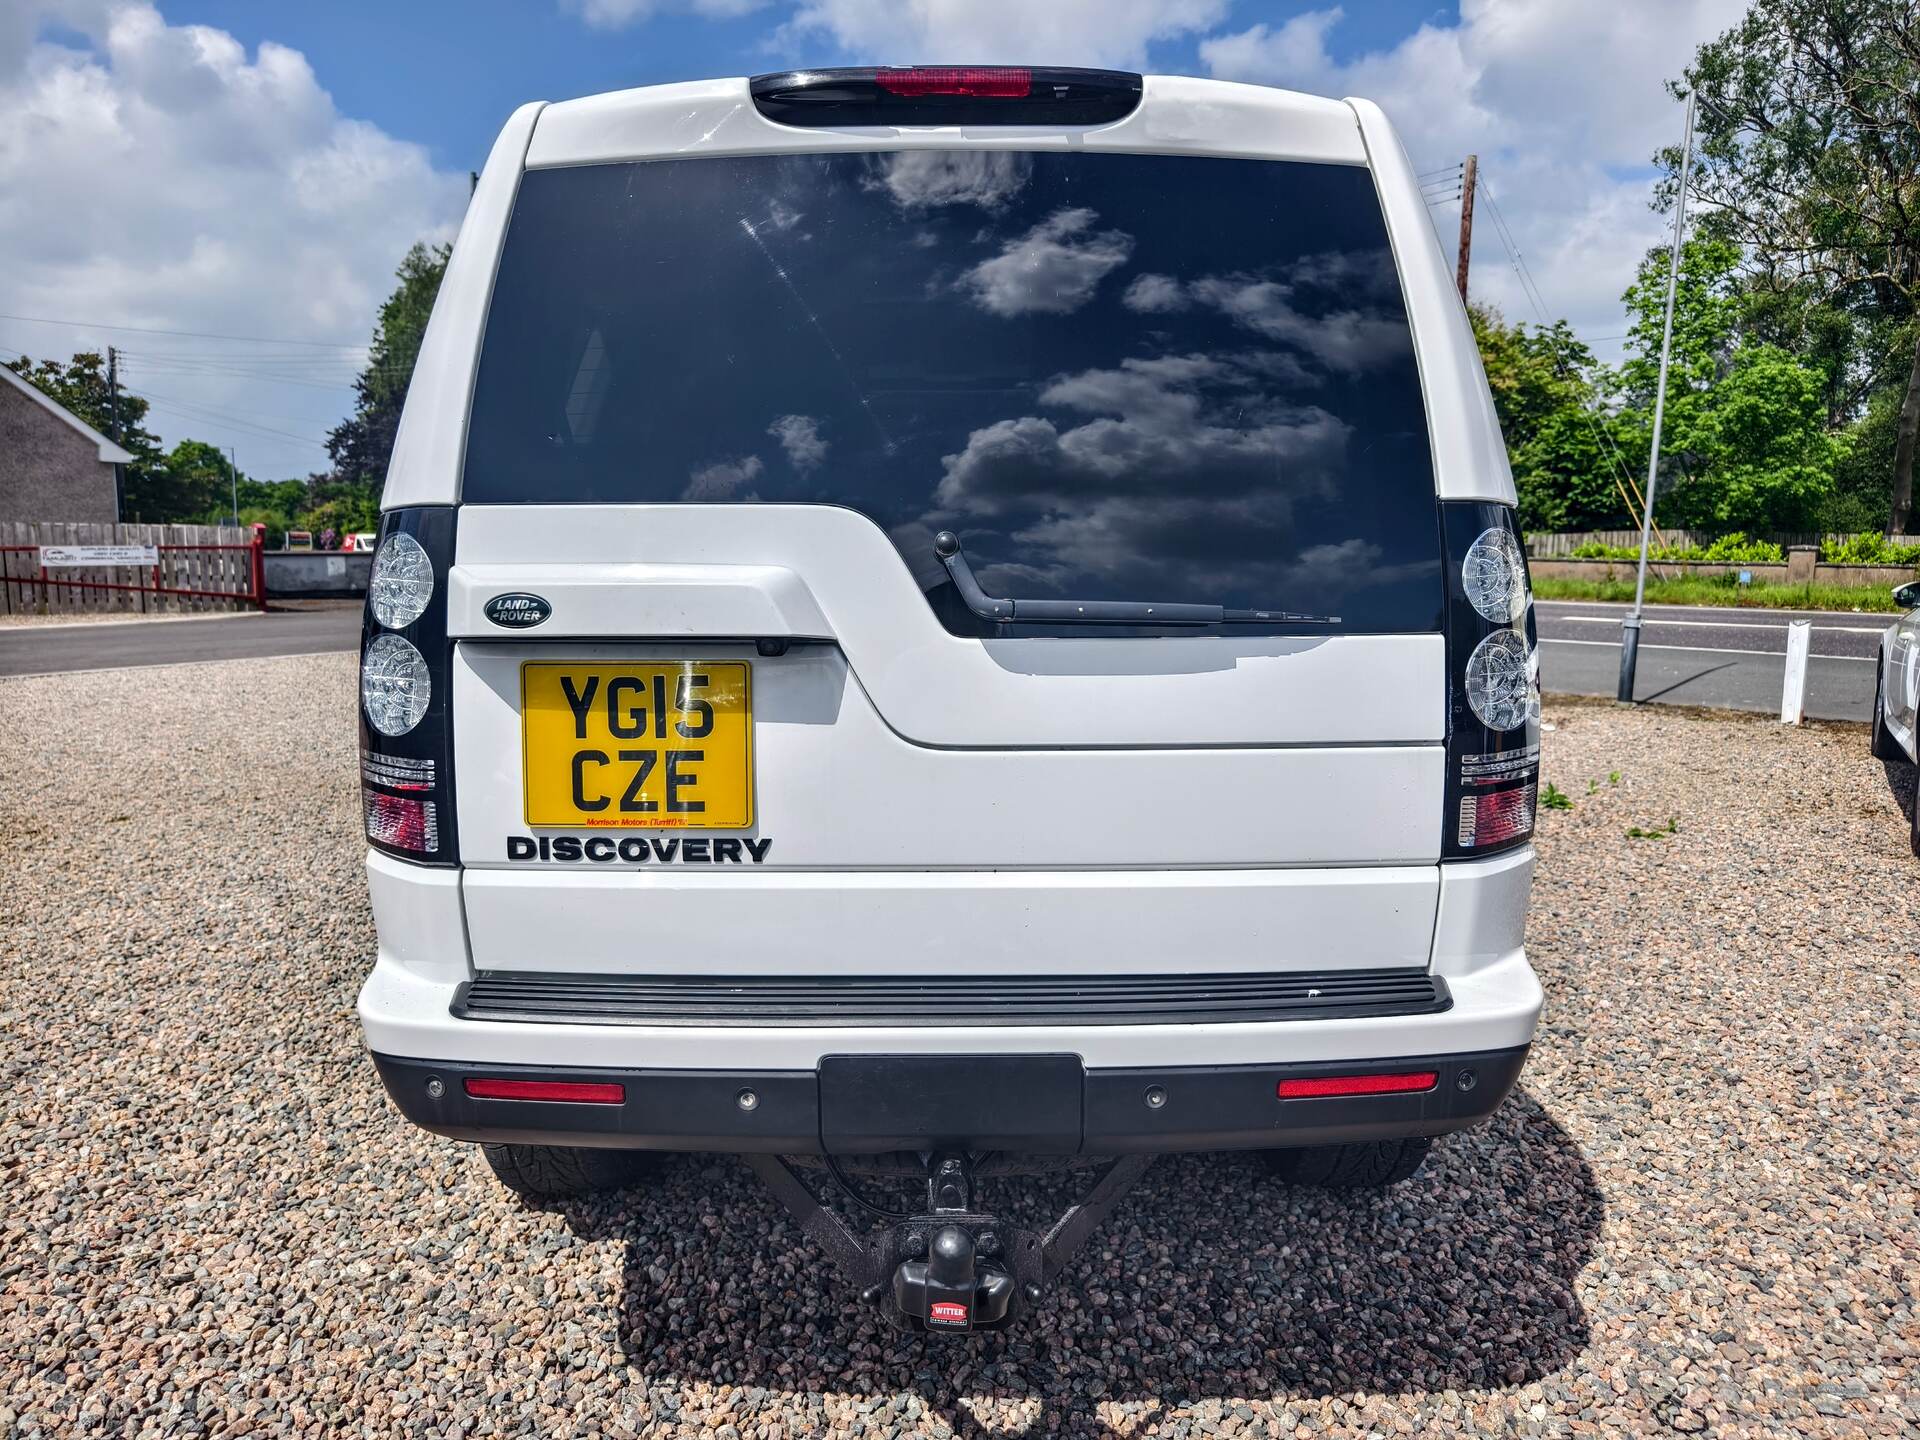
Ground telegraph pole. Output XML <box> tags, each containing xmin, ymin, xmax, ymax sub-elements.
<box><xmin>1617</xmin><ymin>93</ymin><xmax>1696</xmax><ymax>703</ymax></box>
<box><xmin>228</xmin><ymin>446</ymin><xmax>240</xmax><ymax>528</ymax></box>
<box><xmin>1455</xmin><ymin>154</ymin><xmax>1477</xmax><ymax>304</ymax></box>
<box><xmin>107</xmin><ymin>346</ymin><xmax>123</xmax><ymax>523</ymax></box>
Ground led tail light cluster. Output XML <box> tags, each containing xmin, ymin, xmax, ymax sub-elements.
<box><xmin>1442</xmin><ymin>502</ymin><xmax>1541</xmax><ymax>858</ymax></box>
<box><xmin>359</xmin><ymin>508</ymin><xmax>459</xmax><ymax>864</ymax></box>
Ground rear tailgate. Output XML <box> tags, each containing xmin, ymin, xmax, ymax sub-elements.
<box><xmin>453</xmin><ymin>505</ymin><xmax>1444</xmax><ymax>976</ymax></box>
<box><xmin>446</xmin><ymin>119</ymin><xmax>1453</xmax><ymax>981</ymax></box>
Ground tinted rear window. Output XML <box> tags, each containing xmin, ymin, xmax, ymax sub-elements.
<box><xmin>465</xmin><ymin>151</ymin><xmax>1441</xmax><ymax>634</ymax></box>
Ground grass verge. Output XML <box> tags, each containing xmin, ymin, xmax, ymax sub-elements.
<box><xmin>1533</xmin><ymin>575</ymin><xmax>1905</xmax><ymax>613</ymax></box>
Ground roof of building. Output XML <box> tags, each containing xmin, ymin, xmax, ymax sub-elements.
<box><xmin>0</xmin><ymin>363</ymin><xmax>138</xmax><ymax>464</ymax></box>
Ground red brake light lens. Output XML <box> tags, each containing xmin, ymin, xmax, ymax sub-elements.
<box><xmin>362</xmin><ymin>790</ymin><xmax>439</xmax><ymax>855</ymax></box>
<box><xmin>1277</xmin><ymin>1071</ymin><xmax>1438</xmax><ymax>1100</ymax></box>
<box><xmin>875</xmin><ymin>67</ymin><xmax>1031</xmax><ymax>98</ymax></box>
<box><xmin>1456</xmin><ymin>782</ymin><xmax>1536</xmax><ymax>849</ymax></box>
<box><xmin>463</xmin><ymin>1078</ymin><xmax>626</xmax><ymax>1104</ymax></box>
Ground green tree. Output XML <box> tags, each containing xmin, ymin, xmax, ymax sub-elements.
<box><xmin>1675</xmin><ymin>1</ymin><xmax>1920</xmax><ymax>529</ymax></box>
<box><xmin>1471</xmin><ymin>305</ymin><xmax>1626</xmax><ymax>531</ymax></box>
<box><xmin>163</xmin><ymin>439</ymin><xmax>239</xmax><ymax>520</ymax></box>
<box><xmin>1614</xmin><ymin>237</ymin><xmax>1843</xmax><ymax>529</ymax></box>
<box><xmin>325</xmin><ymin>241</ymin><xmax>448</xmax><ymax>494</ymax></box>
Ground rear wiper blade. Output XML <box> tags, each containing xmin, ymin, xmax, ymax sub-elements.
<box><xmin>933</xmin><ymin>533</ymin><xmax>1341</xmax><ymax>627</ymax></box>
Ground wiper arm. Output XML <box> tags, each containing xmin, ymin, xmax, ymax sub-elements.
<box><xmin>933</xmin><ymin>532</ymin><xmax>1341</xmax><ymax>626</ymax></box>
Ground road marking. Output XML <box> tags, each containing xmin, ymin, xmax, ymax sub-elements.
<box><xmin>1535</xmin><ymin>598</ymin><xmax>1893</xmax><ymax>622</ymax></box>
<box><xmin>1551</xmin><ymin>615</ymin><xmax>1886</xmax><ymax>635</ymax></box>
<box><xmin>1539</xmin><ymin>637</ymin><xmax>1876</xmax><ymax>662</ymax></box>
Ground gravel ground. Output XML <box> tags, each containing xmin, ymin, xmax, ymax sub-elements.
<box><xmin>1</xmin><ymin>654</ymin><xmax>1914</xmax><ymax>1438</ymax></box>
<box><xmin>0</xmin><ymin>609</ymin><xmax>256</xmax><ymax>627</ymax></box>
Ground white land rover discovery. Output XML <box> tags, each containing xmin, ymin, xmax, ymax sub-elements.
<box><xmin>357</xmin><ymin>67</ymin><xmax>1544</xmax><ymax>1333</ymax></box>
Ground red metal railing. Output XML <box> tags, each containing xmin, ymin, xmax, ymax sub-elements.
<box><xmin>0</xmin><ymin>525</ymin><xmax>267</xmax><ymax>613</ymax></box>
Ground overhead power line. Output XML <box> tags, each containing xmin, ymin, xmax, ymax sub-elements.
<box><xmin>0</xmin><ymin>311</ymin><xmax>368</xmax><ymax>350</ymax></box>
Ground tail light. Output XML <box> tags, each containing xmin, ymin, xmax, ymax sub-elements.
<box><xmin>360</xmin><ymin>507</ymin><xmax>458</xmax><ymax>864</ymax></box>
<box><xmin>749</xmin><ymin>66</ymin><xmax>1143</xmax><ymax>128</ymax></box>
<box><xmin>1443</xmin><ymin>502</ymin><xmax>1540</xmax><ymax>859</ymax></box>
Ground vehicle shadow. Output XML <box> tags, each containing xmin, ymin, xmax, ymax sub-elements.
<box><xmin>1883</xmin><ymin>756</ymin><xmax>1916</xmax><ymax>820</ymax></box>
<box><xmin>545</xmin><ymin>1088</ymin><xmax>1603</xmax><ymax>1429</ymax></box>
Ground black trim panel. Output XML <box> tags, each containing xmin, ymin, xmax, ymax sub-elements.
<box><xmin>369</xmin><ymin>1046</ymin><xmax>1527</xmax><ymax>1156</ymax></box>
<box><xmin>450</xmin><ymin>968</ymin><xmax>1453</xmax><ymax>1028</ymax></box>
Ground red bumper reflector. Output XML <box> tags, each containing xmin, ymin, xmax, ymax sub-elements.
<box><xmin>464</xmin><ymin>1078</ymin><xmax>625</xmax><ymax>1104</ymax></box>
<box><xmin>876</xmin><ymin>66</ymin><xmax>1031</xmax><ymax>97</ymax></box>
<box><xmin>1277</xmin><ymin>1071</ymin><xmax>1438</xmax><ymax>1100</ymax></box>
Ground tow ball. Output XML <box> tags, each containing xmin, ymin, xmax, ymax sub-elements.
<box><xmin>747</xmin><ymin>1149</ymin><xmax>1153</xmax><ymax>1333</ymax></box>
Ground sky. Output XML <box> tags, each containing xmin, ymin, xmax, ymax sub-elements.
<box><xmin>0</xmin><ymin>0</ymin><xmax>1750</xmax><ymax>481</ymax></box>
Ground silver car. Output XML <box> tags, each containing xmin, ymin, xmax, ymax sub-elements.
<box><xmin>1872</xmin><ymin>579</ymin><xmax>1920</xmax><ymax>854</ymax></box>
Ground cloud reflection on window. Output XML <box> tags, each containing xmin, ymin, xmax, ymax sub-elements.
<box><xmin>958</xmin><ymin>207</ymin><xmax>1134</xmax><ymax>317</ymax></box>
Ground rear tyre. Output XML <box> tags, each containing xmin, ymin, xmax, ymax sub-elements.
<box><xmin>1870</xmin><ymin>655</ymin><xmax>1905</xmax><ymax>762</ymax></box>
<box><xmin>1260</xmin><ymin>1136</ymin><xmax>1432</xmax><ymax>1188</ymax></box>
<box><xmin>481</xmin><ymin>1143</ymin><xmax>654</xmax><ymax>1200</ymax></box>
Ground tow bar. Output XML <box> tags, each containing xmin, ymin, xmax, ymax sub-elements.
<box><xmin>747</xmin><ymin>1150</ymin><xmax>1155</xmax><ymax>1332</ymax></box>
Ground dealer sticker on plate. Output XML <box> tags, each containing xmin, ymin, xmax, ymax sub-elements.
<box><xmin>521</xmin><ymin>661</ymin><xmax>753</xmax><ymax>829</ymax></box>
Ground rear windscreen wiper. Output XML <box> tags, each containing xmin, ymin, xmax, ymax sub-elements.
<box><xmin>934</xmin><ymin>533</ymin><xmax>1341</xmax><ymax>626</ymax></box>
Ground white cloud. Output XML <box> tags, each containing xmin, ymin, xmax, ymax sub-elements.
<box><xmin>0</xmin><ymin>3</ymin><xmax>467</xmax><ymax>476</ymax></box>
<box><xmin>682</xmin><ymin>454</ymin><xmax>763</xmax><ymax>500</ymax></box>
<box><xmin>767</xmin><ymin>414</ymin><xmax>826</xmax><ymax>471</ymax></box>
<box><xmin>1199</xmin><ymin>0</ymin><xmax>1750</xmax><ymax>357</ymax></box>
<box><xmin>783</xmin><ymin>0</ymin><xmax>1229</xmax><ymax>69</ymax></box>
<box><xmin>959</xmin><ymin>208</ymin><xmax>1133</xmax><ymax>318</ymax></box>
<box><xmin>562</xmin><ymin>0</ymin><xmax>768</xmax><ymax>28</ymax></box>
<box><xmin>864</xmin><ymin>150</ymin><xmax>1030</xmax><ymax>212</ymax></box>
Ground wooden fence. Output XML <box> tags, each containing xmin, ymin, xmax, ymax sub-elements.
<box><xmin>0</xmin><ymin>522</ymin><xmax>264</xmax><ymax>616</ymax></box>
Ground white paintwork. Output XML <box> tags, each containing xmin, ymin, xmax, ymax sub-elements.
<box><xmin>382</xmin><ymin>101</ymin><xmax>543</xmax><ymax>512</ymax></box>
<box><xmin>1779</xmin><ymin>620</ymin><xmax>1811</xmax><ymax>723</ymax></box>
<box><xmin>1878</xmin><ymin>603</ymin><xmax>1920</xmax><ymax>760</ymax></box>
<box><xmin>453</xmin><ymin>645</ymin><xmax>1443</xmax><ymax>867</ymax></box>
<box><xmin>358</xmin><ymin>941</ymin><xmax>1541</xmax><ymax>1070</ymax></box>
<box><xmin>454</xmin><ymin>639</ymin><xmax>1443</xmax><ymax>866</ymax></box>
<box><xmin>383</xmin><ymin>78</ymin><xmax>1514</xmax><ymax>509</ymax></box>
<box><xmin>462</xmin><ymin>865</ymin><xmax>1440</xmax><ymax>976</ymax></box>
<box><xmin>455</xmin><ymin>506</ymin><xmax>1446</xmax><ymax>748</ymax></box>
<box><xmin>366</xmin><ymin>851</ymin><xmax>469</xmax><ymax>987</ymax></box>
<box><xmin>1347</xmin><ymin>98</ymin><xmax>1516</xmax><ymax>507</ymax></box>
<box><xmin>1429</xmin><ymin>846</ymin><xmax>1533</xmax><ymax>979</ymax></box>
<box><xmin>526</xmin><ymin>74</ymin><xmax>1366</xmax><ymax>169</ymax></box>
<box><xmin>364</xmin><ymin>74</ymin><xmax>1544</xmax><ymax>1103</ymax></box>
<box><xmin>451</xmin><ymin>561</ymin><xmax>833</xmax><ymax>639</ymax></box>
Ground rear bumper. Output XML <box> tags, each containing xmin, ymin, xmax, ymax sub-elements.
<box><xmin>369</xmin><ymin>1044</ymin><xmax>1529</xmax><ymax>1155</ymax></box>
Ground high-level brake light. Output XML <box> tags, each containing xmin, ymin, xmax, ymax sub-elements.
<box><xmin>749</xmin><ymin>66</ymin><xmax>1143</xmax><ymax>127</ymax></box>
<box><xmin>1277</xmin><ymin>1072</ymin><xmax>1438</xmax><ymax>1100</ymax></box>
<box><xmin>875</xmin><ymin>67</ymin><xmax>1031</xmax><ymax>97</ymax></box>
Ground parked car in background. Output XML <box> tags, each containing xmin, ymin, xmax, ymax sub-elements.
<box><xmin>354</xmin><ymin>66</ymin><xmax>1545</xmax><ymax>1333</ymax></box>
<box><xmin>1871</xmin><ymin>580</ymin><xmax>1920</xmax><ymax>853</ymax></box>
<box><xmin>341</xmin><ymin>531</ymin><xmax>379</xmax><ymax>552</ymax></box>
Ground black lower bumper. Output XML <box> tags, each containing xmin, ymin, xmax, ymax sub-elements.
<box><xmin>370</xmin><ymin>1045</ymin><xmax>1529</xmax><ymax>1155</ymax></box>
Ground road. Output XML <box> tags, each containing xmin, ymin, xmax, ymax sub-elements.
<box><xmin>1536</xmin><ymin>599</ymin><xmax>1885</xmax><ymax>721</ymax></box>
<box><xmin>0</xmin><ymin>605</ymin><xmax>359</xmax><ymax>678</ymax></box>
<box><xmin>0</xmin><ymin>597</ymin><xmax>1891</xmax><ymax>722</ymax></box>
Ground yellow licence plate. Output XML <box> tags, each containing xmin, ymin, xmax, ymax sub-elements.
<box><xmin>521</xmin><ymin>661</ymin><xmax>753</xmax><ymax>829</ymax></box>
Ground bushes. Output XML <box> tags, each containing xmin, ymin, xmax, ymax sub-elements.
<box><xmin>1552</xmin><ymin>531</ymin><xmax>1919</xmax><ymax>564</ymax></box>
<box><xmin>1820</xmin><ymin>533</ymin><xmax>1920</xmax><ymax>566</ymax></box>
<box><xmin>1564</xmin><ymin>532</ymin><xmax>1785</xmax><ymax>563</ymax></box>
